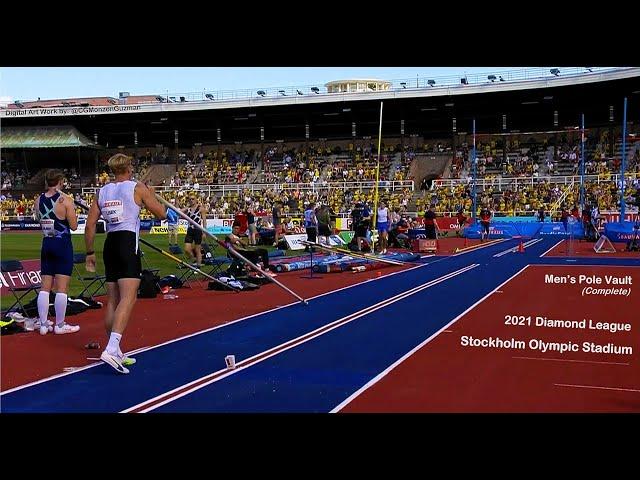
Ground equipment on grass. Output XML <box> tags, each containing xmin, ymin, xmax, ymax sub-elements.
<box><xmin>156</xmin><ymin>195</ymin><xmax>308</xmax><ymax>305</ymax></box>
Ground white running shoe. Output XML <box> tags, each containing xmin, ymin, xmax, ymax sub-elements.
<box><xmin>54</xmin><ymin>323</ymin><xmax>80</xmax><ymax>334</ymax></box>
<box><xmin>100</xmin><ymin>350</ymin><xmax>130</xmax><ymax>374</ymax></box>
<box><xmin>40</xmin><ymin>325</ymin><xmax>49</xmax><ymax>336</ymax></box>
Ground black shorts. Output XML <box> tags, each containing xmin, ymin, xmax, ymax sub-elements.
<box><xmin>184</xmin><ymin>227</ymin><xmax>203</xmax><ymax>245</ymax></box>
<box><xmin>103</xmin><ymin>231</ymin><xmax>142</xmax><ymax>282</ymax></box>
<box><xmin>355</xmin><ymin>225</ymin><xmax>368</xmax><ymax>238</ymax></box>
<box><xmin>424</xmin><ymin>224</ymin><xmax>437</xmax><ymax>239</ymax></box>
<box><xmin>318</xmin><ymin>223</ymin><xmax>332</xmax><ymax>237</ymax></box>
<box><xmin>306</xmin><ymin>226</ymin><xmax>318</xmax><ymax>243</ymax></box>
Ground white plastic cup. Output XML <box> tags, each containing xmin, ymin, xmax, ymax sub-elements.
<box><xmin>225</xmin><ymin>355</ymin><xmax>236</xmax><ymax>369</ymax></box>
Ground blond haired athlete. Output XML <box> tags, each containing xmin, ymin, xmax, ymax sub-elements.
<box><xmin>85</xmin><ymin>154</ymin><xmax>166</xmax><ymax>374</ymax></box>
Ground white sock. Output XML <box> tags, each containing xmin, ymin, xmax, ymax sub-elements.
<box><xmin>37</xmin><ymin>291</ymin><xmax>50</xmax><ymax>324</ymax></box>
<box><xmin>106</xmin><ymin>332</ymin><xmax>122</xmax><ymax>355</ymax></box>
<box><xmin>54</xmin><ymin>293</ymin><xmax>68</xmax><ymax>327</ymax></box>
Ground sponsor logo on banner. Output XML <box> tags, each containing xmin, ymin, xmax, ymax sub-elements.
<box><xmin>1</xmin><ymin>259</ymin><xmax>41</xmax><ymax>296</ymax></box>
<box><xmin>161</xmin><ymin>219</ymin><xmax>190</xmax><ymax>228</ymax></box>
<box><xmin>150</xmin><ymin>226</ymin><xmax>188</xmax><ymax>234</ymax></box>
<box><xmin>416</xmin><ymin>216</ymin><xmax>466</xmax><ymax>230</ymax></box>
<box><xmin>0</xmin><ymin>220</ymin><xmax>41</xmax><ymax>230</ymax></box>
<box><xmin>206</xmin><ymin>218</ymin><xmax>233</xmax><ymax>235</ymax></box>
<box><xmin>336</xmin><ymin>218</ymin><xmax>353</xmax><ymax>231</ymax></box>
<box><xmin>284</xmin><ymin>234</ymin><xmax>309</xmax><ymax>250</ymax></box>
<box><xmin>327</xmin><ymin>235</ymin><xmax>346</xmax><ymax>246</ymax></box>
<box><xmin>339</xmin><ymin>231</ymin><xmax>355</xmax><ymax>244</ymax></box>
<box><xmin>284</xmin><ymin>233</ymin><xmax>345</xmax><ymax>250</ymax></box>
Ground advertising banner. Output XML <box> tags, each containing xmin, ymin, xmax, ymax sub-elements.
<box><xmin>0</xmin><ymin>259</ymin><xmax>41</xmax><ymax>296</ymax></box>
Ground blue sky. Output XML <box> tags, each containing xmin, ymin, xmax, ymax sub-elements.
<box><xmin>0</xmin><ymin>67</ymin><xmax>536</xmax><ymax>102</ymax></box>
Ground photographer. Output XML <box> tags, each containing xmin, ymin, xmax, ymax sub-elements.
<box><xmin>351</xmin><ymin>201</ymin><xmax>371</xmax><ymax>252</ymax></box>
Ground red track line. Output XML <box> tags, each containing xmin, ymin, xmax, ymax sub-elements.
<box><xmin>122</xmin><ymin>264</ymin><xmax>479</xmax><ymax>413</ymax></box>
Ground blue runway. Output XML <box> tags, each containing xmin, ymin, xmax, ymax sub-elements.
<box><xmin>3</xmin><ymin>237</ymin><xmax>630</xmax><ymax>413</ymax></box>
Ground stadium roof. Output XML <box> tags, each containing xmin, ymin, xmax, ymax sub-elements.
<box><xmin>0</xmin><ymin>125</ymin><xmax>95</xmax><ymax>149</ymax></box>
<box><xmin>1</xmin><ymin>67</ymin><xmax>637</xmax><ymax>120</ymax></box>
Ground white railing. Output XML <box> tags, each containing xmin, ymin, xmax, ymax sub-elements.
<box><xmin>434</xmin><ymin>173</ymin><xmax>639</xmax><ymax>190</ymax></box>
<box><xmin>82</xmin><ymin>180</ymin><xmax>414</xmax><ymax>196</ymax></box>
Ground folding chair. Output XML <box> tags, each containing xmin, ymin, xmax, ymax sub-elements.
<box><xmin>176</xmin><ymin>262</ymin><xmax>200</xmax><ymax>287</ymax></box>
<box><xmin>73</xmin><ymin>253</ymin><xmax>106</xmax><ymax>298</ymax></box>
<box><xmin>139</xmin><ymin>248</ymin><xmax>160</xmax><ymax>277</ymax></box>
<box><xmin>203</xmin><ymin>256</ymin><xmax>232</xmax><ymax>276</ymax></box>
<box><xmin>176</xmin><ymin>241</ymin><xmax>223</xmax><ymax>287</ymax></box>
<box><xmin>1</xmin><ymin>260</ymin><xmax>41</xmax><ymax>315</ymax></box>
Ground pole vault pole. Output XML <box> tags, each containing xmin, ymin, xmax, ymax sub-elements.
<box><xmin>156</xmin><ymin>194</ymin><xmax>308</xmax><ymax>305</ymax></box>
<box><xmin>471</xmin><ymin>118</ymin><xmax>478</xmax><ymax>223</ymax></box>
<box><xmin>371</xmin><ymin>101</ymin><xmax>384</xmax><ymax>253</ymax></box>
<box><xmin>69</xmin><ymin>196</ymin><xmax>239</xmax><ymax>292</ymax></box>
<box><xmin>579</xmin><ymin>113</ymin><xmax>586</xmax><ymax>214</ymax></box>
<box><xmin>620</xmin><ymin>97</ymin><xmax>628</xmax><ymax>221</ymax></box>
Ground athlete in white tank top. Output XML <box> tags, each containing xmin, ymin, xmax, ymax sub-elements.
<box><xmin>377</xmin><ymin>206</ymin><xmax>389</xmax><ymax>223</ymax></box>
<box><xmin>98</xmin><ymin>181</ymin><xmax>141</xmax><ymax>234</ymax></box>
<box><xmin>84</xmin><ymin>154</ymin><xmax>167</xmax><ymax>375</ymax></box>
<box><xmin>376</xmin><ymin>201</ymin><xmax>390</xmax><ymax>254</ymax></box>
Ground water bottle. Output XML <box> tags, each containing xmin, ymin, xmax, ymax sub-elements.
<box><xmin>163</xmin><ymin>293</ymin><xmax>179</xmax><ymax>300</ymax></box>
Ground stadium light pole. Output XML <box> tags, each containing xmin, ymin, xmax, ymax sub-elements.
<box><xmin>579</xmin><ymin>113</ymin><xmax>585</xmax><ymax>214</ymax></box>
<box><xmin>620</xmin><ymin>97</ymin><xmax>628</xmax><ymax>220</ymax></box>
<box><xmin>471</xmin><ymin>118</ymin><xmax>478</xmax><ymax>223</ymax></box>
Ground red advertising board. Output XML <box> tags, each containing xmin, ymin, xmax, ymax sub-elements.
<box><xmin>415</xmin><ymin>216</ymin><xmax>469</xmax><ymax>231</ymax></box>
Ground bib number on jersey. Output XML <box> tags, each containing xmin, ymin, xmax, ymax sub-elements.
<box><xmin>103</xmin><ymin>200</ymin><xmax>124</xmax><ymax>224</ymax></box>
<box><xmin>41</xmin><ymin>219</ymin><xmax>55</xmax><ymax>237</ymax></box>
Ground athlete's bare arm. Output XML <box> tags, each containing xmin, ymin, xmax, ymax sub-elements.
<box><xmin>84</xmin><ymin>197</ymin><xmax>101</xmax><ymax>272</ymax></box>
<box><xmin>135</xmin><ymin>183</ymin><xmax>166</xmax><ymax>220</ymax></box>
<box><xmin>63</xmin><ymin>195</ymin><xmax>78</xmax><ymax>230</ymax></box>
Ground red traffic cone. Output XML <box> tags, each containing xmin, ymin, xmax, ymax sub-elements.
<box><xmin>518</xmin><ymin>241</ymin><xmax>525</xmax><ymax>253</ymax></box>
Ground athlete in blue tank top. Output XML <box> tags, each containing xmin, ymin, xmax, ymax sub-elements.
<box><xmin>35</xmin><ymin>169</ymin><xmax>79</xmax><ymax>336</ymax></box>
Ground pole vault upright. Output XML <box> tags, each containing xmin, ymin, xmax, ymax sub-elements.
<box><xmin>620</xmin><ymin>97</ymin><xmax>628</xmax><ymax>220</ymax></box>
<box><xmin>579</xmin><ymin>113</ymin><xmax>586</xmax><ymax>213</ymax></box>
<box><xmin>371</xmin><ymin>101</ymin><xmax>384</xmax><ymax>252</ymax></box>
<box><xmin>471</xmin><ymin>118</ymin><xmax>478</xmax><ymax>222</ymax></box>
